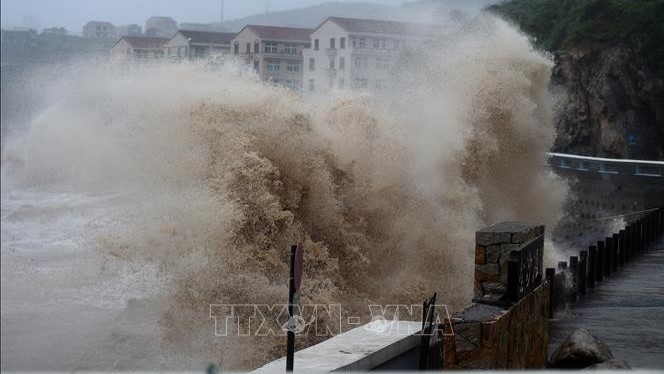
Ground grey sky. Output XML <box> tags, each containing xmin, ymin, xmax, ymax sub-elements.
<box><xmin>1</xmin><ymin>0</ymin><xmax>404</xmax><ymax>32</ymax></box>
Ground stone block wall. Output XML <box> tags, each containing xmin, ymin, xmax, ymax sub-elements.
<box><xmin>444</xmin><ymin>221</ymin><xmax>549</xmax><ymax>369</ymax></box>
<box><xmin>444</xmin><ymin>283</ymin><xmax>549</xmax><ymax>369</ymax></box>
<box><xmin>474</xmin><ymin>222</ymin><xmax>545</xmax><ymax>304</ymax></box>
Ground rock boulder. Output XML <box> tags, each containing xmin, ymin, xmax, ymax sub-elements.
<box><xmin>549</xmin><ymin>329</ymin><xmax>614</xmax><ymax>369</ymax></box>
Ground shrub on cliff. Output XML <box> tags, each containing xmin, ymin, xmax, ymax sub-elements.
<box><xmin>487</xmin><ymin>0</ymin><xmax>664</xmax><ymax>74</ymax></box>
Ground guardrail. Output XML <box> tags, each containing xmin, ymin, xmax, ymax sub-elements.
<box><xmin>546</xmin><ymin>207</ymin><xmax>664</xmax><ymax>317</ymax></box>
<box><xmin>547</xmin><ymin>152</ymin><xmax>664</xmax><ymax>177</ymax></box>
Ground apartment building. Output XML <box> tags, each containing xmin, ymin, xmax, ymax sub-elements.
<box><xmin>82</xmin><ymin>21</ymin><xmax>117</xmax><ymax>40</ymax></box>
<box><xmin>117</xmin><ymin>24</ymin><xmax>142</xmax><ymax>37</ymax></box>
<box><xmin>145</xmin><ymin>16</ymin><xmax>178</xmax><ymax>38</ymax></box>
<box><xmin>111</xmin><ymin>36</ymin><xmax>168</xmax><ymax>62</ymax></box>
<box><xmin>231</xmin><ymin>25</ymin><xmax>313</xmax><ymax>91</ymax></box>
<box><xmin>164</xmin><ymin>30</ymin><xmax>235</xmax><ymax>61</ymax></box>
<box><xmin>303</xmin><ymin>17</ymin><xmax>432</xmax><ymax>94</ymax></box>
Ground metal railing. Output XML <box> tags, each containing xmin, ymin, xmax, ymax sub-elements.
<box><xmin>547</xmin><ymin>152</ymin><xmax>664</xmax><ymax>177</ymax></box>
<box><xmin>546</xmin><ymin>207</ymin><xmax>664</xmax><ymax>317</ymax></box>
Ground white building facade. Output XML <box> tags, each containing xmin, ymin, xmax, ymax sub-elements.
<box><xmin>231</xmin><ymin>25</ymin><xmax>313</xmax><ymax>91</ymax></box>
<box><xmin>82</xmin><ymin>21</ymin><xmax>117</xmax><ymax>40</ymax></box>
<box><xmin>303</xmin><ymin>17</ymin><xmax>432</xmax><ymax>94</ymax></box>
<box><xmin>145</xmin><ymin>16</ymin><xmax>178</xmax><ymax>38</ymax></box>
<box><xmin>111</xmin><ymin>36</ymin><xmax>167</xmax><ymax>62</ymax></box>
<box><xmin>164</xmin><ymin>30</ymin><xmax>235</xmax><ymax>61</ymax></box>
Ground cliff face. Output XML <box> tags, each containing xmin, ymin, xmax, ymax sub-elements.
<box><xmin>551</xmin><ymin>43</ymin><xmax>664</xmax><ymax>160</ymax></box>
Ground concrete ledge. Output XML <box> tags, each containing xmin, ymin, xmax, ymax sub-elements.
<box><xmin>252</xmin><ymin>320</ymin><xmax>422</xmax><ymax>373</ymax></box>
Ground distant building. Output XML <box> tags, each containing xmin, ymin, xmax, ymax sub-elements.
<box><xmin>111</xmin><ymin>36</ymin><xmax>167</xmax><ymax>62</ymax></box>
<box><xmin>303</xmin><ymin>17</ymin><xmax>432</xmax><ymax>94</ymax></box>
<box><xmin>164</xmin><ymin>30</ymin><xmax>234</xmax><ymax>61</ymax></box>
<box><xmin>145</xmin><ymin>16</ymin><xmax>178</xmax><ymax>38</ymax></box>
<box><xmin>42</xmin><ymin>27</ymin><xmax>68</xmax><ymax>36</ymax></box>
<box><xmin>0</xmin><ymin>28</ymin><xmax>38</xmax><ymax>63</ymax></box>
<box><xmin>82</xmin><ymin>21</ymin><xmax>117</xmax><ymax>39</ymax></box>
<box><xmin>231</xmin><ymin>25</ymin><xmax>313</xmax><ymax>91</ymax></box>
<box><xmin>118</xmin><ymin>24</ymin><xmax>142</xmax><ymax>37</ymax></box>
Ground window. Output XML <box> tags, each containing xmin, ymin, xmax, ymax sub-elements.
<box><xmin>338</xmin><ymin>77</ymin><xmax>345</xmax><ymax>88</ymax></box>
<box><xmin>284</xmin><ymin>44</ymin><xmax>297</xmax><ymax>54</ymax></box>
<box><xmin>309</xmin><ymin>58</ymin><xmax>315</xmax><ymax>71</ymax></box>
<box><xmin>373</xmin><ymin>38</ymin><xmax>379</xmax><ymax>48</ymax></box>
<box><xmin>339</xmin><ymin>57</ymin><xmax>345</xmax><ymax>70</ymax></box>
<box><xmin>246</xmin><ymin>43</ymin><xmax>251</xmax><ymax>53</ymax></box>
<box><xmin>254</xmin><ymin>42</ymin><xmax>260</xmax><ymax>53</ymax></box>
<box><xmin>393</xmin><ymin>40</ymin><xmax>400</xmax><ymax>50</ymax></box>
<box><xmin>309</xmin><ymin>78</ymin><xmax>315</xmax><ymax>91</ymax></box>
<box><xmin>287</xmin><ymin>61</ymin><xmax>300</xmax><ymax>72</ymax></box>
<box><xmin>354</xmin><ymin>56</ymin><xmax>368</xmax><ymax>68</ymax></box>
<box><xmin>340</xmin><ymin>37</ymin><xmax>346</xmax><ymax>49</ymax></box>
<box><xmin>376</xmin><ymin>58</ymin><xmax>390</xmax><ymax>69</ymax></box>
<box><xmin>265</xmin><ymin>42</ymin><xmax>278</xmax><ymax>53</ymax></box>
<box><xmin>234</xmin><ymin>43</ymin><xmax>239</xmax><ymax>54</ymax></box>
<box><xmin>353</xmin><ymin>78</ymin><xmax>368</xmax><ymax>89</ymax></box>
<box><xmin>267</xmin><ymin>59</ymin><xmax>280</xmax><ymax>71</ymax></box>
<box><xmin>329</xmin><ymin>38</ymin><xmax>335</xmax><ymax>49</ymax></box>
<box><xmin>376</xmin><ymin>79</ymin><xmax>386</xmax><ymax>90</ymax></box>
<box><xmin>314</xmin><ymin>39</ymin><xmax>319</xmax><ymax>50</ymax></box>
<box><xmin>285</xmin><ymin>80</ymin><xmax>299</xmax><ymax>90</ymax></box>
<box><xmin>359</xmin><ymin>37</ymin><xmax>366</xmax><ymax>48</ymax></box>
<box><xmin>254</xmin><ymin>60</ymin><xmax>259</xmax><ymax>71</ymax></box>
<box><xmin>329</xmin><ymin>58</ymin><xmax>335</xmax><ymax>69</ymax></box>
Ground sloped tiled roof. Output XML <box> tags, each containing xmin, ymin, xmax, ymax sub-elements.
<box><xmin>243</xmin><ymin>25</ymin><xmax>313</xmax><ymax>42</ymax></box>
<box><xmin>327</xmin><ymin>17</ymin><xmax>433</xmax><ymax>36</ymax></box>
<box><xmin>120</xmin><ymin>36</ymin><xmax>168</xmax><ymax>49</ymax></box>
<box><xmin>178</xmin><ymin>30</ymin><xmax>235</xmax><ymax>45</ymax></box>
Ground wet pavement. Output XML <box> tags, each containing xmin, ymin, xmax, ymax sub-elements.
<box><xmin>548</xmin><ymin>238</ymin><xmax>664</xmax><ymax>369</ymax></box>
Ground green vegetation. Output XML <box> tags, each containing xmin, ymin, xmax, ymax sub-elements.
<box><xmin>487</xmin><ymin>0</ymin><xmax>664</xmax><ymax>73</ymax></box>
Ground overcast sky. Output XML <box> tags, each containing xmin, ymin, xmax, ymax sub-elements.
<box><xmin>1</xmin><ymin>0</ymin><xmax>404</xmax><ymax>32</ymax></box>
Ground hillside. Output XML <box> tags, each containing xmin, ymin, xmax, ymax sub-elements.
<box><xmin>487</xmin><ymin>0</ymin><xmax>664</xmax><ymax>74</ymax></box>
<box><xmin>488</xmin><ymin>0</ymin><xmax>664</xmax><ymax>160</ymax></box>
<box><xmin>213</xmin><ymin>1</ymin><xmax>497</xmax><ymax>31</ymax></box>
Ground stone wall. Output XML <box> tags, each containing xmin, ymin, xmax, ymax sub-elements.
<box><xmin>474</xmin><ymin>222</ymin><xmax>545</xmax><ymax>304</ymax></box>
<box><xmin>445</xmin><ymin>221</ymin><xmax>549</xmax><ymax>369</ymax></box>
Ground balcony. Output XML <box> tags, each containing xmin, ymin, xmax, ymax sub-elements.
<box><xmin>325</xmin><ymin>48</ymin><xmax>337</xmax><ymax>56</ymax></box>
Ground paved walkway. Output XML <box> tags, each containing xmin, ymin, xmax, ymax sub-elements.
<box><xmin>549</xmin><ymin>238</ymin><xmax>664</xmax><ymax>369</ymax></box>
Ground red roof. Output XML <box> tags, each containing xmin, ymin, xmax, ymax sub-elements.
<box><xmin>243</xmin><ymin>25</ymin><xmax>313</xmax><ymax>42</ymax></box>
<box><xmin>119</xmin><ymin>36</ymin><xmax>168</xmax><ymax>49</ymax></box>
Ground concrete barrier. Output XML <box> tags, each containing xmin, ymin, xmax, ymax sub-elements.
<box><xmin>252</xmin><ymin>320</ymin><xmax>423</xmax><ymax>372</ymax></box>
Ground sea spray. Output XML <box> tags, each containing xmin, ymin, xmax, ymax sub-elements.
<box><xmin>1</xmin><ymin>15</ymin><xmax>568</xmax><ymax>370</ymax></box>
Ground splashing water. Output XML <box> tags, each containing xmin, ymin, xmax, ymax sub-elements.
<box><xmin>1</xmin><ymin>16</ymin><xmax>568</xmax><ymax>370</ymax></box>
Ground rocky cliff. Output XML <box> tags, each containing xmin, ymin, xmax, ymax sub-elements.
<box><xmin>487</xmin><ymin>0</ymin><xmax>664</xmax><ymax>160</ymax></box>
<box><xmin>551</xmin><ymin>43</ymin><xmax>664</xmax><ymax>160</ymax></box>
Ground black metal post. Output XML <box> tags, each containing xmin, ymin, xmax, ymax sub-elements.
<box><xmin>634</xmin><ymin>219</ymin><xmax>643</xmax><ymax>253</ymax></box>
<box><xmin>286</xmin><ymin>245</ymin><xmax>297</xmax><ymax>372</ymax></box>
<box><xmin>507</xmin><ymin>260</ymin><xmax>519</xmax><ymax>303</ymax></box>
<box><xmin>546</xmin><ymin>268</ymin><xmax>555</xmax><ymax>318</ymax></box>
<box><xmin>618</xmin><ymin>229</ymin><xmax>626</xmax><ymax>267</ymax></box>
<box><xmin>604</xmin><ymin>237</ymin><xmax>612</xmax><ymax>277</ymax></box>
<box><xmin>596</xmin><ymin>241</ymin><xmax>604</xmax><ymax>282</ymax></box>
<box><xmin>557</xmin><ymin>262</ymin><xmax>567</xmax><ymax>307</ymax></box>
<box><xmin>588</xmin><ymin>245</ymin><xmax>596</xmax><ymax>289</ymax></box>
<box><xmin>626</xmin><ymin>225</ymin><xmax>632</xmax><ymax>263</ymax></box>
<box><xmin>569</xmin><ymin>256</ymin><xmax>578</xmax><ymax>302</ymax></box>
<box><xmin>611</xmin><ymin>233</ymin><xmax>619</xmax><ymax>272</ymax></box>
<box><xmin>579</xmin><ymin>250</ymin><xmax>588</xmax><ymax>296</ymax></box>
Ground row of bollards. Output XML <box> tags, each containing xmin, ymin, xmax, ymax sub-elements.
<box><xmin>547</xmin><ymin>207</ymin><xmax>664</xmax><ymax>318</ymax></box>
